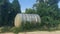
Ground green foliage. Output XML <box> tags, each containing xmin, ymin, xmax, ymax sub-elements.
<box><xmin>25</xmin><ymin>8</ymin><xmax>36</xmax><ymax>14</ymax></box>
<box><xmin>0</xmin><ymin>27</ymin><xmax>11</xmax><ymax>33</ymax></box>
<box><xmin>33</xmin><ymin>0</ymin><xmax>60</xmax><ymax>28</ymax></box>
<box><xmin>8</xmin><ymin>0</ymin><xmax>21</xmax><ymax>26</ymax></box>
<box><xmin>12</xmin><ymin>0</ymin><xmax>21</xmax><ymax>13</ymax></box>
<box><xmin>21</xmin><ymin>21</ymin><xmax>41</xmax><ymax>31</ymax></box>
<box><xmin>10</xmin><ymin>27</ymin><xmax>20</xmax><ymax>33</ymax></box>
<box><xmin>25</xmin><ymin>0</ymin><xmax>60</xmax><ymax>30</ymax></box>
<box><xmin>0</xmin><ymin>0</ymin><xmax>60</xmax><ymax>32</ymax></box>
<box><xmin>0</xmin><ymin>0</ymin><xmax>10</xmax><ymax>26</ymax></box>
<box><xmin>0</xmin><ymin>0</ymin><xmax>21</xmax><ymax>26</ymax></box>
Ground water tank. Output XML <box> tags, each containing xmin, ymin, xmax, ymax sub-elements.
<box><xmin>14</xmin><ymin>14</ymin><xmax>41</xmax><ymax>27</ymax></box>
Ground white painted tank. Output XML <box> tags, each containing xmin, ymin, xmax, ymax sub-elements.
<box><xmin>14</xmin><ymin>14</ymin><xmax>41</xmax><ymax>27</ymax></box>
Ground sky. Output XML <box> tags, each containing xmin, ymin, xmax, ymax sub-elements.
<box><xmin>58</xmin><ymin>1</ymin><xmax>60</xmax><ymax>8</ymax></box>
<box><xmin>19</xmin><ymin>0</ymin><xmax>36</xmax><ymax>12</ymax></box>
<box><xmin>9</xmin><ymin>0</ymin><xmax>60</xmax><ymax>13</ymax></box>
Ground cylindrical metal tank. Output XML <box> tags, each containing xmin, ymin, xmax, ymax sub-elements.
<box><xmin>14</xmin><ymin>14</ymin><xmax>41</xmax><ymax>27</ymax></box>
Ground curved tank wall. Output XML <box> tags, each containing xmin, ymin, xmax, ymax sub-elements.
<box><xmin>14</xmin><ymin>14</ymin><xmax>41</xmax><ymax>27</ymax></box>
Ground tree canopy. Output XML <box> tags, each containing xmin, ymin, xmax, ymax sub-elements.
<box><xmin>25</xmin><ymin>0</ymin><xmax>60</xmax><ymax>28</ymax></box>
<box><xmin>0</xmin><ymin>0</ymin><xmax>21</xmax><ymax>26</ymax></box>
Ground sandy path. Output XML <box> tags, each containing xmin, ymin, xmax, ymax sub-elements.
<box><xmin>1</xmin><ymin>31</ymin><xmax>60</xmax><ymax>34</ymax></box>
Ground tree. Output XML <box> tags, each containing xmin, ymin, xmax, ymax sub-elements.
<box><xmin>0</xmin><ymin>0</ymin><xmax>11</xmax><ymax>26</ymax></box>
<box><xmin>25</xmin><ymin>8</ymin><xmax>36</xmax><ymax>14</ymax></box>
<box><xmin>12</xmin><ymin>0</ymin><xmax>21</xmax><ymax>19</ymax></box>
<box><xmin>8</xmin><ymin>0</ymin><xmax>21</xmax><ymax>26</ymax></box>
<box><xmin>0</xmin><ymin>0</ymin><xmax>21</xmax><ymax>26</ymax></box>
<box><xmin>12</xmin><ymin>0</ymin><xmax>21</xmax><ymax>13</ymax></box>
<box><xmin>33</xmin><ymin>0</ymin><xmax>60</xmax><ymax>28</ymax></box>
<box><xmin>0</xmin><ymin>0</ymin><xmax>3</xmax><ymax>26</ymax></box>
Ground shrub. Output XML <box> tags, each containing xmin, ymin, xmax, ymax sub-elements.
<box><xmin>0</xmin><ymin>26</ymin><xmax>11</xmax><ymax>33</ymax></box>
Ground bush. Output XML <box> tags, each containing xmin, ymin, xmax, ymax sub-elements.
<box><xmin>0</xmin><ymin>20</ymin><xmax>59</xmax><ymax>33</ymax></box>
<box><xmin>0</xmin><ymin>26</ymin><xmax>11</xmax><ymax>33</ymax></box>
<box><xmin>10</xmin><ymin>27</ymin><xmax>20</xmax><ymax>33</ymax></box>
<box><xmin>21</xmin><ymin>21</ymin><xmax>41</xmax><ymax>31</ymax></box>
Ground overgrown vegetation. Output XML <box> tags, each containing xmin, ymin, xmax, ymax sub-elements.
<box><xmin>25</xmin><ymin>0</ymin><xmax>60</xmax><ymax>31</ymax></box>
<box><xmin>0</xmin><ymin>21</ymin><xmax>60</xmax><ymax>33</ymax></box>
<box><xmin>0</xmin><ymin>0</ymin><xmax>60</xmax><ymax>33</ymax></box>
<box><xmin>0</xmin><ymin>0</ymin><xmax>21</xmax><ymax>26</ymax></box>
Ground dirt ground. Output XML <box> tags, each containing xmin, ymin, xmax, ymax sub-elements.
<box><xmin>1</xmin><ymin>31</ymin><xmax>60</xmax><ymax>34</ymax></box>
